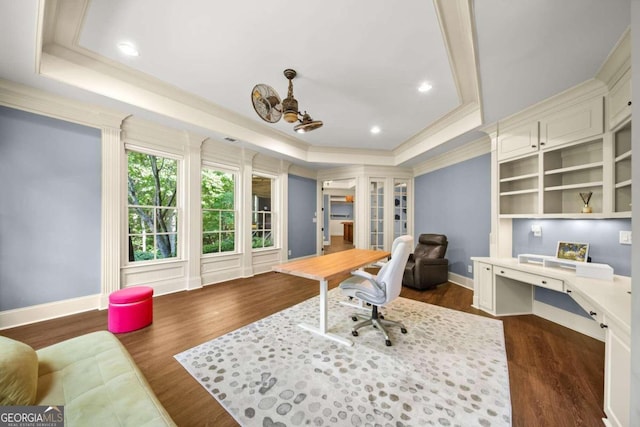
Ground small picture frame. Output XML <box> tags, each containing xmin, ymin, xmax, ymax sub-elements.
<box><xmin>556</xmin><ymin>241</ymin><xmax>589</xmax><ymax>262</ymax></box>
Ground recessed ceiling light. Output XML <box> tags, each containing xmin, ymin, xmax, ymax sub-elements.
<box><xmin>117</xmin><ymin>41</ymin><xmax>139</xmax><ymax>57</ymax></box>
<box><xmin>418</xmin><ymin>82</ymin><xmax>433</xmax><ymax>93</ymax></box>
<box><xmin>370</xmin><ymin>126</ymin><xmax>381</xmax><ymax>134</ymax></box>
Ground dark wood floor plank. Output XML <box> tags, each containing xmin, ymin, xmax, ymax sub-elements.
<box><xmin>2</xmin><ymin>261</ymin><xmax>605</xmax><ymax>427</ymax></box>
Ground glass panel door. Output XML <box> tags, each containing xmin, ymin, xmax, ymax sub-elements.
<box><xmin>393</xmin><ymin>180</ymin><xmax>408</xmax><ymax>240</ymax></box>
<box><xmin>369</xmin><ymin>179</ymin><xmax>384</xmax><ymax>250</ymax></box>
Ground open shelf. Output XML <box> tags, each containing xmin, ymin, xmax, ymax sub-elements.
<box><xmin>544</xmin><ymin>181</ymin><xmax>603</xmax><ymax>192</ymax></box>
<box><xmin>544</xmin><ymin>161</ymin><xmax>603</xmax><ymax>176</ymax></box>
<box><xmin>614</xmin><ymin>122</ymin><xmax>632</xmax><ymax>213</ymax></box>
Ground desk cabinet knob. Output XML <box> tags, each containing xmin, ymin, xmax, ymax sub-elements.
<box><xmin>566</xmin><ymin>289</ymin><xmax>572</xmax><ymax>293</ymax></box>
<box><xmin>541</xmin><ymin>280</ymin><xmax>547</xmax><ymax>284</ymax></box>
<box><xmin>628</xmin><ymin>101</ymin><xmax>632</xmax><ymax>106</ymax></box>
<box><xmin>500</xmin><ymin>270</ymin><xmax>505</xmax><ymax>274</ymax></box>
<box><xmin>589</xmin><ymin>311</ymin><xmax>597</xmax><ymax>316</ymax></box>
<box><xmin>600</xmin><ymin>323</ymin><xmax>608</xmax><ymax>329</ymax></box>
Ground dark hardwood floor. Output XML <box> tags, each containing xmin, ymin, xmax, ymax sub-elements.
<box><xmin>2</xmin><ymin>262</ymin><xmax>605</xmax><ymax>426</ymax></box>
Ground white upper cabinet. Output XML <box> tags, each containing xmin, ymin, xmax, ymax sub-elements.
<box><xmin>497</xmin><ymin>96</ymin><xmax>604</xmax><ymax>162</ymax></box>
<box><xmin>497</xmin><ymin>121</ymin><xmax>539</xmax><ymax>161</ymax></box>
<box><xmin>608</xmin><ymin>67</ymin><xmax>631</xmax><ymax>130</ymax></box>
<box><xmin>539</xmin><ymin>96</ymin><xmax>603</xmax><ymax>150</ymax></box>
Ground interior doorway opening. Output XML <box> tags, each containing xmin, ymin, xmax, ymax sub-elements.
<box><xmin>322</xmin><ymin>179</ymin><xmax>355</xmax><ymax>254</ymax></box>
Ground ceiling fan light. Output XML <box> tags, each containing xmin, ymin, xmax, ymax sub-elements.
<box><xmin>294</xmin><ymin>113</ymin><xmax>323</xmax><ymax>133</ymax></box>
<box><xmin>283</xmin><ymin>111</ymin><xmax>299</xmax><ymax>123</ymax></box>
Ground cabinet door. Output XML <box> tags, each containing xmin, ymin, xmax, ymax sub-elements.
<box><xmin>603</xmin><ymin>318</ymin><xmax>630</xmax><ymax>427</ymax></box>
<box><xmin>497</xmin><ymin>121</ymin><xmax>539</xmax><ymax>161</ymax></box>
<box><xmin>539</xmin><ymin>97</ymin><xmax>603</xmax><ymax>150</ymax></box>
<box><xmin>476</xmin><ymin>262</ymin><xmax>494</xmax><ymax>312</ymax></box>
<box><xmin>609</xmin><ymin>68</ymin><xmax>631</xmax><ymax>130</ymax></box>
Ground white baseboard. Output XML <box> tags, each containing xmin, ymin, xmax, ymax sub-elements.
<box><xmin>448</xmin><ymin>272</ymin><xmax>473</xmax><ymax>290</ymax></box>
<box><xmin>0</xmin><ymin>294</ymin><xmax>101</xmax><ymax>330</ymax></box>
<box><xmin>533</xmin><ymin>300</ymin><xmax>605</xmax><ymax>342</ymax></box>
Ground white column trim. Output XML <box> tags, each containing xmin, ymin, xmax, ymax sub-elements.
<box><xmin>185</xmin><ymin>133</ymin><xmax>205</xmax><ymax>290</ymax></box>
<box><xmin>100</xmin><ymin>125</ymin><xmax>124</xmax><ymax>308</ymax></box>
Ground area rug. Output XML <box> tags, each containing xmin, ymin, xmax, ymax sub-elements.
<box><xmin>174</xmin><ymin>288</ymin><xmax>511</xmax><ymax>426</ymax></box>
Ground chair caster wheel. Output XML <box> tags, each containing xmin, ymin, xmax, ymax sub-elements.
<box><xmin>401</xmin><ymin>328</ymin><xmax>407</xmax><ymax>334</ymax></box>
<box><xmin>352</xmin><ymin>331</ymin><xmax>359</xmax><ymax>337</ymax></box>
<box><xmin>351</xmin><ymin>316</ymin><xmax>358</xmax><ymax>322</ymax></box>
<box><xmin>385</xmin><ymin>340</ymin><xmax>392</xmax><ymax>346</ymax></box>
<box><xmin>379</xmin><ymin>314</ymin><xmax>385</xmax><ymax>319</ymax></box>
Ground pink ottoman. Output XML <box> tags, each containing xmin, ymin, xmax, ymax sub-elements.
<box><xmin>108</xmin><ymin>286</ymin><xmax>154</xmax><ymax>333</ymax></box>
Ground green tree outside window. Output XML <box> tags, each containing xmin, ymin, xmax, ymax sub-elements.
<box><xmin>127</xmin><ymin>151</ymin><xmax>178</xmax><ymax>262</ymax></box>
<box><xmin>202</xmin><ymin>168</ymin><xmax>236</xmax><ymax>254</ymax></box>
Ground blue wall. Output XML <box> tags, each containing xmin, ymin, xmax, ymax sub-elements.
<box><xmin>513</xmin><ymin>218</ymin><xmax>633</xmax><ymax>318</ymax></box>
<box><xmin>0</xmin><ymin>106</ymin><xmax>102</xmax><ymax>311</ymax></box>
<box><xmin>414</xmin><ymin>154</ymin><xmax>491</xmax><ymax>278</ymax></box>
<box><xmin>512</xmin><ymin>218</ymin><xmax>632</xmax><ymax>276</ymax></box>
<box><xmin>287</xmin><ymin>175</ymin><xmax>317</xmax><ymax>259</ymax></box>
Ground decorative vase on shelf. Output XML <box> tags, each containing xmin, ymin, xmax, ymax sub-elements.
<box><xmin>579</xmin><ymin>192</ymin><xmax>593</xmax><ymax>213</ymax></box>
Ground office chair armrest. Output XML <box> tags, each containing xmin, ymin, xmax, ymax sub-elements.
<box><xmin>347</xmin><ymin>270</ymin><xmax>385</xmax><ymax>293</ymax></box>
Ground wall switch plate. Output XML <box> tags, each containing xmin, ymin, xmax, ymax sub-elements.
<box><xmin>619</xmin><ymin>230</ymin><xmax>632</xmax><ymax>245</ymax></box>
<box><xmin>468</xmin><ymin>265</ymin><xmax>473</xmax><ymax>274</ymax></box>
<box><xmin>288</xmin><ymin>250</ymin><xmax>292</xmax><ymax>256</ymax></box>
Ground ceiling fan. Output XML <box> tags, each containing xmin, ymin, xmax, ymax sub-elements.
<box><xmin>251</xmin><ymin>69</ymin><xmax>323</xmax><ymax>133</ymax></box>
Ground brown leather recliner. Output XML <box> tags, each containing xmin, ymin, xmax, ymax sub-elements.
<box><xmin>402</xmin><ymin>234</ymin><xmax>449</xmax><ymax>290</ymax></box>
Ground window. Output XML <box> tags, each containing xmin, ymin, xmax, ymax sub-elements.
<box><xmin>252</xmin><ymin>175</ymin><xmax>274</xmax><ymax>249</ymax></box>
<box><xmin>201</xmin><ymin>167</ymin><xmax>236</xmax><ymax>254</ymax></box>
<box><xmin>127</xmin><ymin>150</ymin><xmax>178</xmax><ymax>262</ymax></box>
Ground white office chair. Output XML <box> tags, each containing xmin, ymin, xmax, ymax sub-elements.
<box><xmin>339</xmin><ymin>235</ymin><xmax>413</xmax><ymax>346</ymax></box>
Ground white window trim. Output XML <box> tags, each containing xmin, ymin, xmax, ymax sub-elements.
<box><xmin>125</xmin><ymin>147</ymin><xmax>183</xmax><ymax>265</ymax></box>
<box><xmin>201</xmin><ymin>164</ymin><xmax>239</xmax><ymax>257</ymax></box>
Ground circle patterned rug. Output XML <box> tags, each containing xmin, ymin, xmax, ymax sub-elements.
<box><xmin>174</xmin><ymin>288</ymin><xmax>511</xmax><ymax>426</ymax></box>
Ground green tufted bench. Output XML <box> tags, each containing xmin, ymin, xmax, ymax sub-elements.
<box><xmin>1</xmin><ymin>331</ymin><xmax>175</xmax><ymax>426</ymax></box>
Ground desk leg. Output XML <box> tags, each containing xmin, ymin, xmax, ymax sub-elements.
<box><xmin>298</xmin><ymin>279</ymin><xmax>353</xmax><ymax>347</ymax></box>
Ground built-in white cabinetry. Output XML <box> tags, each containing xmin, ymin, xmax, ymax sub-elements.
<box><xmin>497</xmin><ymin>97</ymin><xmax>603</xmax><ymax>162</ymax></box>
<box><xmin>496</xmin><ymin>94</ymin><xmax>618</xmax><ymax>218</ymax></box>
<box><xmin>475</xmin><ymin>261</ymin><xmax>494</xmax><ymax>312</ymax></box>
<box><xmin>499</xmin><ymin>154</ymin><xmax>539</xmax><ymax>215</ymax></box>
<box><xmin>602</xmin><ymin>314</ymin><xmax>631</xmax><ymax>427</ymax></box>
<box><xmin>498</xmin><ymin>126</ymin><xmax>631</xmax><ymax>218</ymax></box>
<box><xmin>613</xmin><ymin>122</ymin><xmax>632</xmax><ymax>214</ymax></box>
<box><xmin>497</xmin><ymin>121</ymin><xmax>539</xmax><ymax>160</ymax></box>
<box><xmin>543</xmin><ymin>138</ymin><xmax>604</xmax><ymax>215</ymax></box>
<box><xmin>538</xmin><ymin>96</ymin><xmax>603</xmax><ymax>150</ymax></box>
<box><xmin>608</xmin><ymin>68</ymin><xmax>631</xmax><ymax>130</ymax></box>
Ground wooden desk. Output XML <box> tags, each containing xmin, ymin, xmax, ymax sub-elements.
<box><xmin>273</xmin><ymin>249</ymin><xmax>390</xmax><ymax>346</ymax></box>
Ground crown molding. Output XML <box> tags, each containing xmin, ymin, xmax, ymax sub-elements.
<box><xmin>412</xmin><ymin>134</ymin><xmax>490</xmax><ymax>176</ymax></box>
<box><xmin>596</xmin><ymin>27</ymin><xmax>631</xmax><ymax>88</ymax></box>
<box><xmin>35</xmin><ymin>0</ymin><xmax>485</xmax><ymax>168</ymax></box>
<box><xmin>493</xmin><ymin>78</ymin><xmax>607</xmax><ymax>131</ymax></box>
<box><xmin>0</xmin><ymin>78</ymin><xmax>127</xmax><ymax>128</ymax></box>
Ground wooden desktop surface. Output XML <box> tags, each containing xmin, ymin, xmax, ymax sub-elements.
<box><xmin>273</xmin><ymin>248</ymin><xmax>390</xmax><ymax>281</ymax></box>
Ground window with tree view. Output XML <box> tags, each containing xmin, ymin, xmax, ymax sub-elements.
<box><xmin>127</xmin><ymin>150</ymin><xmax>178</xmax><ymax>262</ymax></box>
<box><xmin>252</xmin><ymin>175</ymin><xmax>274</xmax><ymax>249</ymax></box>
<box><xmin>202</xmin><ymin>168</ymin><xmax>236</xmax><ymax>254</ymax></box>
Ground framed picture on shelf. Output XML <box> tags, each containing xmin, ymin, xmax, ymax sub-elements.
<box><xmin>556</xmin><ymin>241</ymin><xmax>589</xmax><ymax>262</ymax></box>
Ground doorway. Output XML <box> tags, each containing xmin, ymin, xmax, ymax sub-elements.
<box><xmin>322</xmin><ymin>179</ymin><xmax>355</xmax><ymax>254</ymax></box>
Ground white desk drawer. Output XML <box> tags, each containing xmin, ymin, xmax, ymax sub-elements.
<box><xmin>494</xmin><ymin>267</ymin><xmax>564</xmax><ymax>292</ymax></box>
